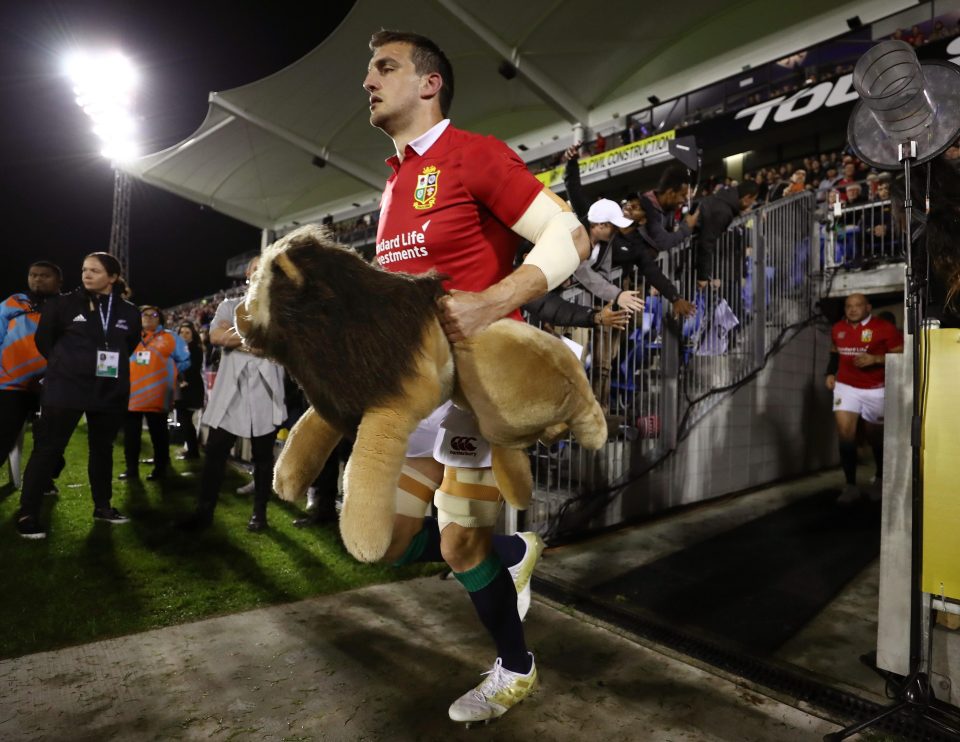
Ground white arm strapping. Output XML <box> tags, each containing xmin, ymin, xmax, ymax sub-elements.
<box><xmin>512</xmin><ymin>191</ymin><xmax>583</xmax><ymax>290</ymax></box>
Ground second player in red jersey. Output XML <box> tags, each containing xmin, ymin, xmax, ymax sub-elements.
<box><xmin>831</xmin><ymin>312</ymin><xmax>901</xmax><ymax>389</ymax></box>
<box><xmin>825</xmin><ymin>293</ymin><xmax>902</xmax><ymax>505</ymax></box>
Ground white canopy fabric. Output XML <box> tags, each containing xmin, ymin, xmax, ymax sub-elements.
<box><xmin>122</xmin><ymin>0</ymin><xmax>876</xmax><ymax>231</ymax></box>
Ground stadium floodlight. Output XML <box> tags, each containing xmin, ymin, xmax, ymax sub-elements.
<box><xmin>64</xmin><ymin>50</ymin><xmax>140</xmax><ymax>162</ymax></box>
<box><xmin>63</xmin><ymin>48</ymin><xmax>139</xmax><ymax>279</ymax></box>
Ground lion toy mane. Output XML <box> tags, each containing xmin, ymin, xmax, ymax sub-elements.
<box><xmin>235</xmin><ymin>225</ymin><xmax>606</xmax><ymax>562</ymax></box>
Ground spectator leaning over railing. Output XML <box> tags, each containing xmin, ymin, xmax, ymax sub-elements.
<box><xmin>694</xmin><ymin>181</ymin><xmax>759</xmax><ymax>286</ymax></box>
<box><xmin>575</xmin><ymin>198</ymin><xmax>646</xmax><ymax>405</ymax></box>
<box><xmin>616</xmin><ymin>193</ymin><xmax>697</xmax><ymax>318</ymax></box>
<box><xmin>0</xmin><ymin>261</ymin><xmax>63</xmax><ymax>490</ymax></box>
<box><xmin>16</xmin><ymin>252</ymin><xmax>141</xmax><ymax>538</ymax></box>
<box><xmin>639</xmin><ymin>164</ymin><xmax>699</xmax><ymax>250</ymax></box>
<box><xmin>175</xmin><ymin>321</ymin><xmax>205</xmax><ymax>460</ymax></box>
<box><xmin>563</xmin><ymin>148</ymin><xmax>693</xmax><ymax>315</ymax></box>
<box><xmin>120</xmin><ymin>305</ymin><xmax>190</xmax><ymax>482</ymax></box>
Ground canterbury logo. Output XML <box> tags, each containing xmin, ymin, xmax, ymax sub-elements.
<box><xmin>449</xmin><ymin>436</ymin><xmax>478</xmax><ymax>454</ymax></box>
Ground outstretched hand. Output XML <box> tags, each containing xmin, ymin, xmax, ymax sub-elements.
<box><xmin>615</xmin><ymin>290</ymin><xmax>645</xmax><ymax>313</ymax></box>
<box><xmin>598</xmin><ymin>301</ymin><xmax>631</xmax><ymax>329</ymax></box>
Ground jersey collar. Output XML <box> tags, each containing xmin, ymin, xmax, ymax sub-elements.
<box><xmin>385</xmin><ymin>119</ymin><xmax>451</xmax><ymax>172</ymax></box>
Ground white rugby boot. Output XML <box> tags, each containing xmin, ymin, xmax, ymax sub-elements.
<box><xmin>508</xmin><ymin>532</ymin><xmax>545</xmax><ymax>621</ymax></box>
<box><xmin>448</xmin><ymin>654</ymin><xmax>538</xmax><ymax>726</ymax></box>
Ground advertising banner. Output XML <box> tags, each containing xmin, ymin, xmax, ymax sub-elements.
<box><xmin>535</xmin><ymin>130</ymin><xmax>676</xmax><ymax>188</ymax></box>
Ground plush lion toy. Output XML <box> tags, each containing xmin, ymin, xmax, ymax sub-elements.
<box><xmin>235</xmin><ymin>225</ymin><xmax>606</xmax><ymax>562</ymax></box>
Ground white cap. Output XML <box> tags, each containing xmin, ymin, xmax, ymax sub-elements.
<box><xmin>587</xmin><ymin>198</ymin><xmax>633</xmax><ymax>228</ymax></box>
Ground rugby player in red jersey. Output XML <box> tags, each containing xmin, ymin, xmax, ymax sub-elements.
<box><xmin>363</xmin><ymin>30</ymin><xmax>591</xmax><ymax>724</ymax></box>
<box><xmin>825</xmin><ymin>293</ymin><xmax>902</xmax><ymax>504</ymax></box>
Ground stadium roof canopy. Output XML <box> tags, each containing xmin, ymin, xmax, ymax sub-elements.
<box><xmin>121</xmin><ymin>0</ymin><xmax>910</xmax><ymax>232</ymax></box>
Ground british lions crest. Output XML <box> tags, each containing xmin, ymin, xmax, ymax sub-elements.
<box><xmin>414</xmin><ymin>165</ymin><xmax>440</xmax><ymax>210</ymax></box>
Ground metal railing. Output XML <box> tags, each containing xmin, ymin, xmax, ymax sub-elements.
<box><xmin>821</xmin><ymin>199</ymin><xmax>903</xmax><ymax>270</ymax></box>
<box><xmin>525</xmin><ymin>191</ymin><xmax>819</xmax><ymax>530</ymax></box>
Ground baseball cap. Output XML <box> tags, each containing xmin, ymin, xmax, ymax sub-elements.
<box><xmin>587</xmin><ymin>198</ymin><xmax>633</xmax><ymax>228</ymax></box>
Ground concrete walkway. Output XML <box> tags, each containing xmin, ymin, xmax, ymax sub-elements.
<box><xmin>0</xmin><ymin>573</ymin><xmax>840</xmax><ymax>741</ymax></box>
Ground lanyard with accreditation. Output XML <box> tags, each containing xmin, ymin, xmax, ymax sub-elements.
<box><xmin>94</xmin><ymin>293</ymin><xmax>120</xmax><ymax>379</ymax></box>
<box><xmin>135</xmin><ymin>330</ymin><xmax>159</xmax><ymax>366</ymax></box>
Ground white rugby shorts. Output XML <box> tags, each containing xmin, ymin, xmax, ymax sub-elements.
<box><xmin>405</xmin><ymin>400</ymin><xmax>493</xmax><ymax>468</ymax></box>
<box><xmin>833</xmin><ymin>381</ymin><xmax>885</xmax><ymax>424</ymax></box>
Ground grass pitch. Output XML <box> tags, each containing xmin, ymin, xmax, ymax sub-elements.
<box><xmin>0</xmin><ymin>422</ymin><xmax>438</xmax><ymax>659</ymax></box>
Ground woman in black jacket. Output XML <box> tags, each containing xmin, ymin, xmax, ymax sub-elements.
<box><xmin>174</xmin><ymin>321</ymin><xmax>205</xmax><ymax>459</ymax></box>
<box><xmin>16</xmin><ymin>252</ymin><xmax>141</xmax><ymax>539</ymax></box>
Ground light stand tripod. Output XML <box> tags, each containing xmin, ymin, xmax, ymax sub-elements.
<box><xmin>825</xmin><ymin>142</ymin><xmax>960</xmax><ymax>742</ymax></box>
<box><xmin>826</xmin><ymin>40</ymin><xmax>960</xmax><ymax>741</ymax></box>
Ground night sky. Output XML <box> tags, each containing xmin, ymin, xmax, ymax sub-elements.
<box><xmin>0</xmin><ymin>0</ymin><xmax>357</xmax><ymax>308</ymax></box>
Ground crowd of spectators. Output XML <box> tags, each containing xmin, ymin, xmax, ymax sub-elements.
<box><xmin>528</xmin><ymin>16</ymin><xmax>960</xmax><ymax>175</ymax></box>
<box><xmin>3</xmin><ymin>251</ymin><xmax>340</xmax><ymax>539</ymax></box>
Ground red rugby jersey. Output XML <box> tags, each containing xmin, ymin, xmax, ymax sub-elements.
<box><xmin>832</xmin><ymin>315</ymin><xmax>901</xmax><ymax>389</ymax></box>
<box><xmin>375</xmin><ymin>123</ymin><xmax>543</xmax><ymax>305</ymax></box>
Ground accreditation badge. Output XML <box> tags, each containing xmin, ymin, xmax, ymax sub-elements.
<box><xmin>96</xmin><ymin>350</ymin><xmax>120</xmax><ymax>378</ymax></box>
<box><xmin>135</xmin><ymin>350</ymin><xmax>151</xmax><ymax>365</ymax></box>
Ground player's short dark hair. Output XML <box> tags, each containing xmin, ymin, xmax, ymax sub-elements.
<box><xmin>29</xmin><ymin>260</ymin><xmax>62</xmax><ymax>281</ymax></box>
<box><xmin>657</xmin><ymin>164</ymin><xmax>689</xmax><ymax>194</ymax></box>
<box><xmin>369</xmin><ymin>30</ymin><xmax>455</xmax><ymax>117</ymax></box>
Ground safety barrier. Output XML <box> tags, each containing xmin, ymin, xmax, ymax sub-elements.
<box><xmin>525</xmin><ymin>191</ymin><xmax>819</xmax><ymax>530</ymax></box>
<box><xmin>821</xmin><ymin>199</ymin><xmax>902</xmax><ymax>270</ymax></box>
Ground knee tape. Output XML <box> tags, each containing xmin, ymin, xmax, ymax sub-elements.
<box><xmin>435</xmin><ymin>466</ymin><xmax>502</xmax><ymax>531</ymax></box>
<box><xmin>395</xmin><ymin>465</ymin><xmax>439</xmax><ymax>519</ymax></box>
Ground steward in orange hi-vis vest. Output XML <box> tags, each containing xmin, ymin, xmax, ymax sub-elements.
<box><xmin>0</xmin><ymin>293</ymin><xmax>47</xmax><ymax>392</ymax></box>
<box><xmin>128</xmin><ymin>328</ymin><xmax>190</xmax><ymax>413</ymax></box>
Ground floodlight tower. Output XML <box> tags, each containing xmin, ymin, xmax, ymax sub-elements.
<box><xmin>66</xmin><ymin>51</ymin><xmax>139</xmax><ymax>281</ymax></box>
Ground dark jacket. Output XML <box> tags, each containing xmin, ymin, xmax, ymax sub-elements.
<box><xmin>639</xmin><ymin>190</ymin><xmax>693</xmax><ymax>250</ymax></box>
<box><xmin>563</xmin><ymin>157</ymin><xmax>682</xmax><ymax>302</ymax></box>
<box><xmin>177</xmin><ymin>345</ymin><xmax>205</xmax><ymax>409</ymax></box>
<box><xmin>523</xmin><ymin>290</ymin><xmax>596</xmax><ymax>327</ymax></box>
<box><xmin>695</xmin><ymin>188</ymin><xmax>741</xmax><ymax>281</ymax></box>
<box><xmin>35</xmin><ymin>286</ymin><xmax>141</xmax><ymax>411</ymax></box>
<box><xmin>610</xmin><ymin>231</ymin><xmax>681</xmax><ymax>302</ymax></box>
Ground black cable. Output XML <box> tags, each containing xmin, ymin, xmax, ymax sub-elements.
<box><xmin>545</xmin><ymin>313</ymin><xmax>824</xmax><ymax>545</ymax></box>
<box><xmin>543</xmin><ymin>207</ymin><xmax>840</xmax><ymax>545</ymax></box>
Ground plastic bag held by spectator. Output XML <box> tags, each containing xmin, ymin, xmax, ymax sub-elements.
<box><xmin>234</xmin><ymin>225</ymin><xmax>606</xmax><ymax>562</ymax></box>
